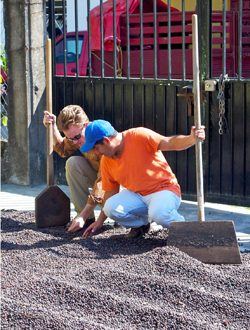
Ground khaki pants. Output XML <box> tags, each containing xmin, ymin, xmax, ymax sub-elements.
<box><xmin>65</xmin><ymin>156</ymin><xmax>97</xmax><ymax>217</ymax></box>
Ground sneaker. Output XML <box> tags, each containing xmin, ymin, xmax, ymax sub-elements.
<box><xmin>125</xmin><ymin>223</ymin><xmax>151</xmax><ymax>239</ymax></box>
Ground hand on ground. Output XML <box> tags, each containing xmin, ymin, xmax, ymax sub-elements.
<box><xmin>67</xmin><ymin>216</ymin><xmax>85</xmax><ymax>232</ymax></box>
<box><xmin>83</xmin><ymin>220</ymin><xmax>103</xmax><ymax>238</ymax></box>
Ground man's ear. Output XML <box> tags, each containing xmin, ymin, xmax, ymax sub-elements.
<box><xmin>103</xmin><ymin>136</ymin><xmax>111</xmax><ymax>144</ymax></box>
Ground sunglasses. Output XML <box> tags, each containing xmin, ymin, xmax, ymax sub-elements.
<box><xmin>66</xmin><ymin>123</ymin><xmax>88</xmax><ymax>142</ymax></box>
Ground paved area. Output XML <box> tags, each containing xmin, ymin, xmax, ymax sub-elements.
<box><xmin>1</xmin><ymin>183</ymin><xmax>250</xmax><ymax>252</ymax></box>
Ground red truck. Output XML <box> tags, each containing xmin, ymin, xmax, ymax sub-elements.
<box><xmin>55</xmin><ymin>9</ymin><xmax>250</xmax><ymax>79</ymax></box>
<box><xmin>55</xmin><ymin>0</ymin><xmax>184</xmax><ymax>78</ymax></box>
<box><xmin>55</xmin><ymin>31</ymin><xmax>89</xmax><ymax>77</ymax></box>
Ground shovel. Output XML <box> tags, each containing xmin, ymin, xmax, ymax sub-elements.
<box><xmin>35</xmin><ymin>39</ymin><xmax>70</xmax><ymax>228</ymax></box>
<box><xmin>167</xmin><ymin>15</ymin><xmax>242</xmax><ymax>264</ymax></box>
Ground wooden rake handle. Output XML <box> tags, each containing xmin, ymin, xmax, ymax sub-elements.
<box><xmin>192</xmin><ymin>14</ymin><xmax>205</xmax><ymax>222</ymax></box>
<box><xmin>46</xmin><ymin>38</ymin><xmax>54</xmax><ymax>187</ymax></box>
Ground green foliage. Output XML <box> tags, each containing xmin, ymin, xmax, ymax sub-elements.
<box><xmin>1</xmin><ymin>44</ymin><xmax>8</xmax><ymax>127</ymax></box>
<box><xmin>0</xmin><ymin>44</ymin><xmax>7</xmax><ymax>84</ymax></box>
<box><xmin>1</xmin><ymin>114</ymin><xmax>8</xmax><ymax>126</ymax></box>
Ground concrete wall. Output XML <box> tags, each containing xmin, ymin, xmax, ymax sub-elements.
<box><xmin>3</xmin><ymin>0</ymin><xmax>47</xmax><ymax>186</ymax></box>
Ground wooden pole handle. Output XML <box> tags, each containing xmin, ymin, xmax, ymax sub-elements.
<box><xmin>192</xmin><ymin>14</ymin><xmax>205</xmax><ymax>222</ymax></box>
<box><xmin>46</xmin><ymin>38</ymin><xmax>54</xmax><ymax>187</ymax></box>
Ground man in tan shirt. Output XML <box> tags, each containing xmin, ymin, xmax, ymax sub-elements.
<box><xmin>43</xmin><ymin>105</ymin><xmax>104</xmax><ymax>232</ymax></box>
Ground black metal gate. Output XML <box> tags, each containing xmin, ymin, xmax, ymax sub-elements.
<box><xmin>48</xmin><ymin>0</ymin><xmax>250</xmax><ymax>207</ymax></box>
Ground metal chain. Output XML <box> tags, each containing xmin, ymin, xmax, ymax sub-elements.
<box><xmin>217</xmin><ymin>74</ymin><xmax>228</xmax><ymax>135</ymax></box>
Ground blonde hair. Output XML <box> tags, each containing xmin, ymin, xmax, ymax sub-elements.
<box><xmin>57</xmin><ymin>105</ymin><xmax>89</xmax><ymax>132</ymax></box>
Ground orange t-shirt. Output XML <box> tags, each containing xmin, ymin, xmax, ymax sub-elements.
<box><xmin>101</xmin><ymin>127</ymin><xmax>181</xmax><ymax>197</ymax></box>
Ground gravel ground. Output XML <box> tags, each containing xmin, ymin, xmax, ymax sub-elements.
<box><xmin>1</xmin><ymin>210</ymin><xmax>250</xmax><ymax>330</ymax></box>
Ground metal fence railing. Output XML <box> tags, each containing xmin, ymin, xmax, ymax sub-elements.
<box><xmin>48</xmin><ymin>0</ymin><xmax>250</xmax><ymax>81</ymax></box>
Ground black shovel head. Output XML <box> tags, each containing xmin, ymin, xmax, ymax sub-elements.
<box><xmin>35</xmin><ymin>186</ymin><xmax>70</xmax><ymax>228</ymax></box>
<box><xmin>167</xmin><ymin>221</ymin><xmax>242</xmax><ymax>264</ymax></box>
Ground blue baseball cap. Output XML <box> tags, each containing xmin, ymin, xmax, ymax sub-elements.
<box><xmin>80</xmin><ymin>120</ymin><xmax>115</xmax><ymax>153</ymax></box>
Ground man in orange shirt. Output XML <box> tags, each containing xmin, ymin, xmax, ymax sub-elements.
<box><xmin>81</xmin><ymin>120</ymin><xmax>205</xmax><ymax>239</ymax></box>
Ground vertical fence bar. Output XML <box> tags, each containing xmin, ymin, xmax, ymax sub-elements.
<box><xmin>140</xmin><ymin>0</ymin><xmax>144</xmax><ymax>78</ymax></box>
<box><xmin>168</xmin><ymin>0</ymin><xmax>171</xmax><ymax>79</ymax></box>
<box><xmin>126</xmin><ymin>0</ymin><xmax>130</xmax><ymax>79</ymax></box>
<box><xmin>49</xmin><ymin>0</ymin><xmax>56</xmax><ymax>76</ymax></box>
<box><xmin>153</xmin><ymin>0</ymin><xmax>157</xmax><ymax>79</ymax></box>
<box><xmin>182</xmin><ymin>0</ymin><xmax>186</xmax><ymax>81</ymax></box>
<box><xmin>238</xmin><ymin>0</ymin><xmax>242</xmax><ymax>79</ymax></box>
<box><xmin>87</xmin><ymin>0</ymin><xmax>92</xmax><ymax>77</ymax></box>
<box><xmin>197</xmin><ymin>0</ymin><xmax>211</xmax><ymax>80</ymax></box>
<box><xmin>197</xmin><ymin>0</ymin><xmax>211</xmax><ymax>198</ymax></box>
<box><xmin>75</xmin><ymin>0</ymin><xmax>79</xmax><ymax>77</ymax></box>
<box><xmin>48</xmin><ymin>0</ymin><xmax>52</xmax><ymax>39</ymax></box>
<box><xmin>100</xmin><ymin>0</ymin><xmax>104</xmax><ymax>77</ymax></box>
<box><xmin>208</xmin><ymin>1</ymin><xmax>212</xmax><ymax>78</ymax></box>
<box><xmin>62</xmin><ymin>0</ymin><xmax>67</xmax><ymax>77</ymax></box>
<box><xmin>113</xmin><ymin>0</ymin><xmax>117</xmax><ymax>78</ymax></box>
<box><xmin>222</xmin><ymin>0</ymin><xmax>226</xmax><ymax>76</ymax></box>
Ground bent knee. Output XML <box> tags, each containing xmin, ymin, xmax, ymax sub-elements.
<box><xmin>103</xmin><ymin>197</ymin><xmax>126</xmax><ymax>219</ymax></box>
<box><xmin>102</xmin><ymin>198</ymin><xmax>115</xmax><ymax>218</ymax></box>
<box><xmin>150</xmin><ymin>209</ymin><xmax>184</xmax><ymax>228</ymax></box>
<box><xmin>65</xmin><ymin>156</ymin><xmax>77</xmax><ymax>171</ymax></box>
<box><xmin>65</xmin><ymin>156</ymin><xmax>89</xmax><ymax>175</ymax></box>
<box><xmin>102</xmin><ymin>199</ymin><xmax>113</xmax><ymax>218</ymax></box>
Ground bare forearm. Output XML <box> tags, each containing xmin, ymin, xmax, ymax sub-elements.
<box><xmin>43</xmin><ymin>110</ymin><xmax>63</xmax><ymax>146</ymax></box>
<box><xmin>52</xmin><ymin>124</ymin><xmax>64</xmax><ymax>146</ymax></box>
<box><xmin>78</xmin><ymin>203</ymin><xmax>96</xmax><ymax>220</ymax></box>
<box><xmin>159</xmin><ymin>135</ymin><xmax>195</xmax><ymax>151</ymax></box>
<box><xmin>96</xmin><ymin>209</ymin><xmax>107</xmax><ymax>225</ymax></box>
<box><xmin>96</xmin><ymin>188</ymin><xmax>119</xmax><ymax>223</ymax></box>
<box><xmin>158</xmin><ymin>126</ymin><xmax>205</xmax><ymax>151</ymax></box>
<box><xmin>82</xmin><ymin>187</ymin><xmax>119</xmax><ymax>238</ymax></box>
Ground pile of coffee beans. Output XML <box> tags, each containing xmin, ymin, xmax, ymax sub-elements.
<box><xmin>1</xmin><ymin>211</ymin><xmax>249</xmax><ymax>329</ymax></box>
